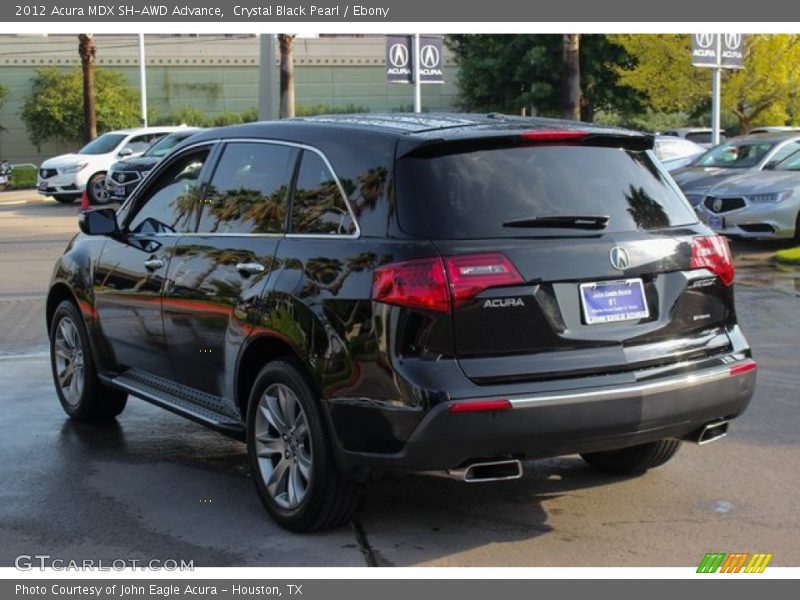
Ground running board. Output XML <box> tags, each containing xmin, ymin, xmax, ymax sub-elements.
<box><xmin>108</xmin><ymin>371</ymin><xmax>245</xmax><ymax>439</ymax></box>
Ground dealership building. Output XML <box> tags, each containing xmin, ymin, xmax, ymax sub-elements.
<box><xmin>0</xmin><ymin>34</ymin><xmax>458</xmax><ymax>165</ymax></box>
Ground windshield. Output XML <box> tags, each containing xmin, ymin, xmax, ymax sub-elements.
<box><xmin>692</xmin><ymin>141</ymin><xmax>774</xmax><ymax>169</ymax></box>
<box><xmin>143</xmin><ymin>131</ymin><xmax>193</xmax><ymax>158</ymax></box>
<box><xmin>396</xmin><ymin>145</ymin><xmax>697</xmax><ymax>239</ymax></box>
<box><xmin>78</xmin><ymin>133</ymin><xmax>127</xmax><ymax>155</ymax></box>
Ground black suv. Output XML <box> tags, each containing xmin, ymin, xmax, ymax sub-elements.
<box><xmin>47</xmin><ymin>114</ymin><xmax>756</xmax><ymax>531</ymax></box>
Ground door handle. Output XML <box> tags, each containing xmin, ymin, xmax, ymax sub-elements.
<box><xmin>236</xmin><ymin>262</ymin><xmax>266</xmax><ymax>275</ymax></box>
<box><xmin>143</xmin><ymin>258</ymin><xmax>165</xmax><ymax>271</ymax></box>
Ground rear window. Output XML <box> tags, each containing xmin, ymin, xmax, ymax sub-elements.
<box><xmin>396</xmin><ymin>145</ymin><xmax>697</xmax><ymax>239</ymax></box>
<box><xmin>686</xmin><ymin>131</ymin><xmax>726</xmax><ymax>144</ymax></box>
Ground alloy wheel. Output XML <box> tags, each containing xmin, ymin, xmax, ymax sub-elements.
<box><xmin>53</xmin><ymin>316</ymin><xmax>85</xmax><ymax>407</ymax></box>
<box><xmin>92</xmin><ymin>176</ymin><xmax>110</xmax><ymax>204</ymax></box>
<box><xmin>253</xmin><ymin>383</ymin><xmax>312</xmax><ymax>509</ymax></box>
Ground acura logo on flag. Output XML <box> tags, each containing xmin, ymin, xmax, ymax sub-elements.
<box><xmin>389</xmin><ymin>43</ymin><xmax>409</xmax><ymax>68</ymax></box>
<box><xmin>420</xmin><ymin>45</ymin><xmax>440</xmax><ymax>69</ymax></box>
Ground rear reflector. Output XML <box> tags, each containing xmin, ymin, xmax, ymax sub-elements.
<box><xmin>519</xmin><ymin>130</ymin><xmax>588</xmax><ymax>143</ymax></box>
<box><xmin>691</xmin><ymin>235</ymin><xmax>735</xmax><ymax>286</ymax></box>
<box><xmin>372</xmin><ymin>257</ymin><xmax>450</xmax><ymax>313</ymax></box>
<box><xmin>449</xmin><ymin>399</ymin><xmax>512</xmax><ymax>413</ymax></box>
<box><xmin>443</xmin><ymin>253</ymin><xmax>524</xmax><ymax>307</ymax></box>
<box><xmin>373</xmin><ymin>252</ymin><xmax>524</xmax><ymax>312</ymax></box>
<box><xmin>730</xmin><ymin>360</ymin><xmax>757</xmax><ymax>376</ymax></box>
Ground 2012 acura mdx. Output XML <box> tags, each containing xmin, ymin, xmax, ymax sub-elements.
<box><xmin>46</xmin><ymin>114</ymin><xmax>757</xmax><ymax>531</ymax></box>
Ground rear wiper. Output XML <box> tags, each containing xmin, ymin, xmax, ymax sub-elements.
<box><xmin>502</xmin><ymin>215</ymin><xmax>609</xmax><ymax>230</ymax></box>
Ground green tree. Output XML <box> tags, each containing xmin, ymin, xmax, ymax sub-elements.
<box><xmin>20</xmin><ymin>67</ymin><xmax>140</xmax><ymax>148</ymax></box>
<box><xmin>445</xmin><ymin>34</ymin><xmax>642</xmax><ymax>121</ymax></box>
<box><xmin>610</xmin><ymin>34</ymin><xmax>800</xmax><ymax>132</ymax></box>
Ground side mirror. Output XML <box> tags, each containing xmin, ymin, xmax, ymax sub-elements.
<box><xmin>78</xmin><ymin>208</ymin><xmax>120</xmax><ymax>236</ymax></box>
<box><xmin>763</xmin><ymin>160</ymin><xmax>780</xmax><ymax>170</ymax></box>
<box><xmin>118</xmin><ymin>148</ymin><xmax>133</xmax><ymax>157</ymax></box>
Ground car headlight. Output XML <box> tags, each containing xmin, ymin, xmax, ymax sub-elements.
<box><xmin>60</xmin><ymin>162</ymin><xmax>88</xmax><ymax>174</ymax></box>
<box><xmin>747</xmin><ymin>190</ymin><xmax>794</xmax><ymax>204</ymax></box>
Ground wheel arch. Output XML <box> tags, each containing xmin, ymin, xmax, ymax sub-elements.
<box><xmin>46</xmin><ymin>282</ymin><xmax>79</xmax><ymax>334</ymax></box>
<box><xmin>235</xmin><ymin>334</ymin><xmax>321</xmax><ymax>421</ymax></box>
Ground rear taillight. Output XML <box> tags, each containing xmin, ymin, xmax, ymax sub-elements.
<box><xmin>443</xmin><ymin>253</ymin><xmax>524</xmax><ymax>307</ymax></box>
<box><xmin>372</xmin><ymin>253</ymin><xmax>523</xmax><ymax>312</ymax></box>
<box><xmin>372</xmin><ymin>257</ymin><xmax>450</xmax><ymax>312</ymax></box>
<box><xmin>691</xmin><ymin>235</ymin><xmax>735</xmax><ymax>286</ymax></box>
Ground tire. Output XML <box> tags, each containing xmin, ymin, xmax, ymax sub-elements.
<box><xmin>581</xmin><ymin>439</ymin><xmax>681</xmax><ymax>475</ymax></box>
<box><xmin>86</xmin><ymin>172</ymin><xmax>110</xmax><ymax>205</ymax></box>
<box><xmin>49</xmin><ymin>300</ymin><xmax>127</xmax><ymax>421</ymax></box>
<box><xmin>54</xmin><ymin>195</ymin><xmax>79</xmax><ymax>204</ymax></box>
<box><xmin>246</xmin><ymin>358</ymin><xmax>363</xmax><ymax>532</ymax></box>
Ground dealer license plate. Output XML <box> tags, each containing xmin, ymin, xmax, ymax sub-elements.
<box><xmin>579</xmin><ymin>278</ymin><xmax>649</xmax><ymax>325</ymax></box>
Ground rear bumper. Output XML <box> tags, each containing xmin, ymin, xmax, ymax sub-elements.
<box><xmin>334</xmin><ymin>357</ymin><xmax>756</xmax><ymax>476</ymax></box>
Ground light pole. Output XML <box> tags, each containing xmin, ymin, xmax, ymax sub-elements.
<box><xmin>258</xmin><ymin>34</ymin><xmax>276</xmax><ymax>121</ymax></box>
<box><xmin>138</xmin><ymin>33</ymin><xmax>147</xmax><ymax>127</ymax></box>
<box><xmin>413</xmin><ymin>33</ymin><xmax>421</xmax><ymax>113</ymax></box>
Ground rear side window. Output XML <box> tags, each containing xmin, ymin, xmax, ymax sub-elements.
<box><xmin>198</xmin><ymin>142</ymin><xmax>298</xmax><ymax>234</ymax></box>
<box><xmin>291</xmin><ymin>150</ymin><xmax>355</xmax><ymax>235</ymax></box>
<box><xmin>396</xmin><ymin>145</ymin><xmax>697</xmax><ymax>239</ymax></box>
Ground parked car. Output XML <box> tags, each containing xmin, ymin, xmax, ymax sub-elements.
<box><xmin>47</xmin><ymin>114</ymin><xmax>756</xmax><ymax>532</ymax></box>
<box><xmin>653</xmin><ymin>135</ymin><xmax>706</xmax><ymax>171</ymax></box>
<box><xmin>37</xmin><ymin>126</ymin><xmax>185</xmax><ymax>205</ymax></box>
<box><xmin>0</xmin><ymin>160</ymin><xmax>11</xmax><ymax>191</ymax></box>
<box><xmin>695</xmin><ymin>149</ymin><xmax>800</xmax><ymax>241</ymax></box>
<box><xmin>106</xmin><ymin>128</ymin><xmax>203</xmax><ymax>202</ymax></box>
<box><xmin>672</xmin><ymin>133</ymin><xmax>800</xmax><ymax>207</ymax></box>
<box><xmin>748</xmin><ymin>126</ymin><xmax>800</xmax><ymax>134</ymax></box>
<box><xmin>661</xmin><ymin>127</ymin><xmax>727</xmax><ymax>148</ymax></box>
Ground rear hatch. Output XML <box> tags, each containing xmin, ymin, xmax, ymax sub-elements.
<box><xmin>394</xmin><ymin>132</ymin><xmax>736</xmax><ymax>384</ymax></box>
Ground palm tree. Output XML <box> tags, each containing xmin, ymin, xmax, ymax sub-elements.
<box><xmin>278</xmin><ymin>34</ymin><xmax>296</xmax><ymax>119</ymax></box>
<box><xmin>78</xmin><ymin>34</ymin><xmax>97</xmax><ymax>142</ymax></box>
<box><xmin>561</xmin><ymin>34</ymin><xmax>581</xmax><ymax>121</ymax></box>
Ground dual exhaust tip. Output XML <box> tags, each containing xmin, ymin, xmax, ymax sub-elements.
<box><xmin>425</xmin><ymin>420</ymin><xmax>730</xmax><ymax>483</ymax></box>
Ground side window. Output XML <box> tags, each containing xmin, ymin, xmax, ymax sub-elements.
<box><xmin>196</xmin><ymin>142</ymin><xmax>298</xmax><ymax>234</ymax></box>
<box><xmin>291</xmin><ymin>151</ymin><xmax>355</xmax><ymax>235</ymax></box>
<box><xmin>127</xmin><ymin>147</ymin><xmax>210</xmax><ymax>235</ymax></box>
<box><xmin>122</xmin><ymin>134</ymin><xmax>159</xmax><ymax>155</ymax></box>
<box><xmin>767</xmin><ymin>141</ymin><xmax>800</xmax><ymax>164</ymax></box>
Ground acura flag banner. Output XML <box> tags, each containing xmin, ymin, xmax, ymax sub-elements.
<box><xmin>691</xmin><ymin>33</ymin><xmax>745</xmax><ymax>69</ymax></box>
<box><xmin>385</xmin><ymin>35</ymin><xmax>444</xmax><ymax>83</ymax></box>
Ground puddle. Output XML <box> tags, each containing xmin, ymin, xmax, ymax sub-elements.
<box><xmin>735</xmin><ymin>263</ymin><xmax>800</xmax><ymax>296</ymax></box>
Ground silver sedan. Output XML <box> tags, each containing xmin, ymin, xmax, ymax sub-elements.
<box><xmin>694</xmin><ymin>150</ymin><xmax>800</xmax><ymax>241</ymax></box>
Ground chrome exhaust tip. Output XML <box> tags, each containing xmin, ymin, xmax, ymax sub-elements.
<box><xmin>698</xmin><ymin>420</ymin><xmax>729</xmax><ymax>445</ymax></box>
<box><xmin>449</xmin><ymin>459</ymin><xmax>523</xmax><ymax>483</ymax></box>
<box><xmin>682</xmin><ymin>420</ymin><xmax>730</xmax><ymax>445</ymax></box>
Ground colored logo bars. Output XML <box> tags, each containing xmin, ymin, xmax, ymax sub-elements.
<box><xmin>697</xmin><ymin>552</ymin><xmax>773</xmax><ymax>573</ymax></box>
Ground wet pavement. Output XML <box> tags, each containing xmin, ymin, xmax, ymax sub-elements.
<box><xmin>1</xmin><ymin>191</ymin><xmax>798</xmax><ymax>567</ymax></box>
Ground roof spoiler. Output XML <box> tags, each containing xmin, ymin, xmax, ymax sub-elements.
<box><xmin>397</xmin><ymin>131</ymin><xmax>655</xmax><ymax>159</ymax></box>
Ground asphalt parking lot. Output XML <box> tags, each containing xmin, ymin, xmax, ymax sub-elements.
<box><xmin>1</xmin><ymin>189</ymin><xmax>798</xmax><ymax>567</ymax></box>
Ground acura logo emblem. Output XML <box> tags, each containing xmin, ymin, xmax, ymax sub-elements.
<box><xmin>724</xmin><ymin>34</ymin><xmax>742</xmax><ymax>49</ymax></box>
<box><xmin>609</xmin><ymin>246</ymin><xmax>630</xmax><ymax>271</ymax></box>
<box><xmin>713</xmin><ymin>197</ymin><xmax>724</xmax><ymax>212</ymax></box>
<box><xmin>695</xmin><ymin>33</ymin><xmax>715</xmax><ymax>49</ymax></box>
<box><xmin>420</xmin><ymin>45</ymin><xmax>440</xmax><ymax>69</ymax></box>
<box><xmin>389</xmin><ymin>43</ymin><xmax>409</xmax><ymax>68</ymax></box>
